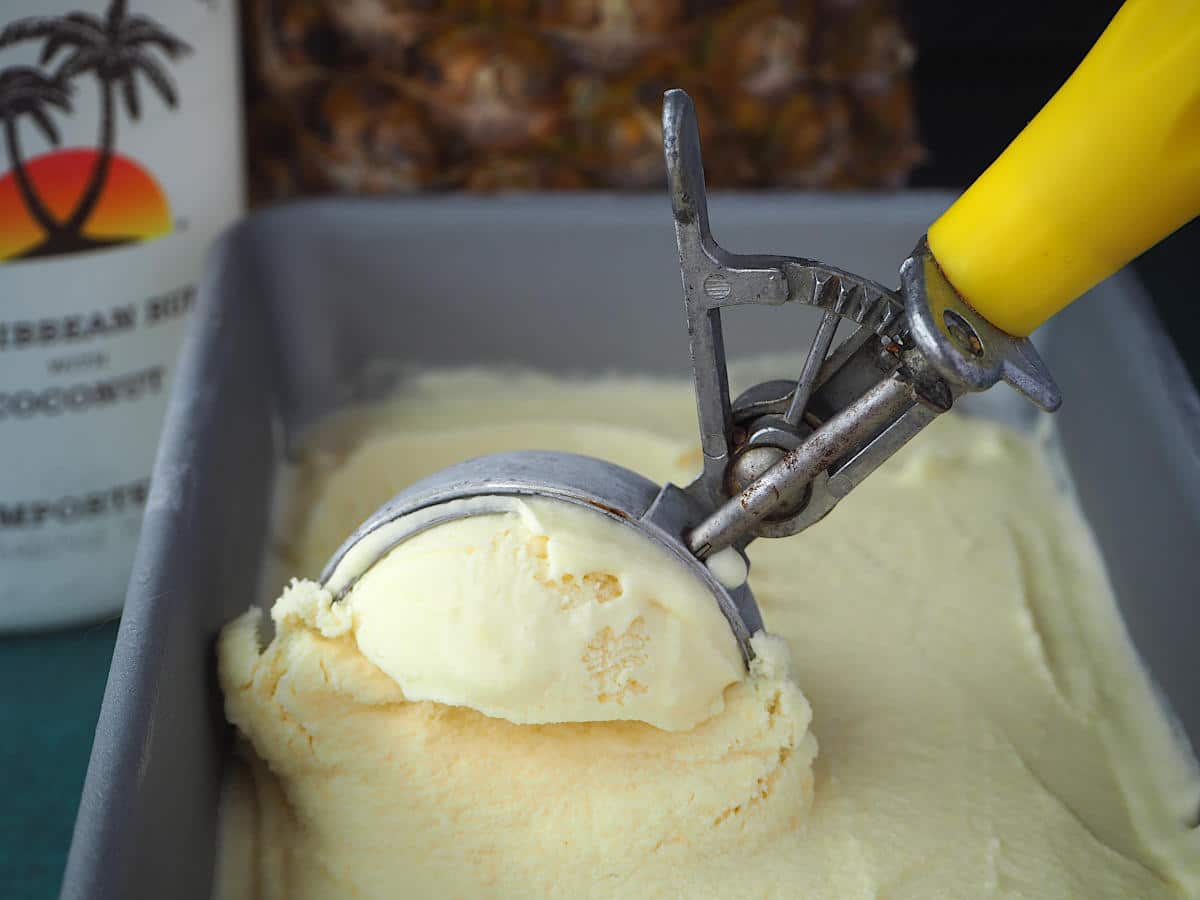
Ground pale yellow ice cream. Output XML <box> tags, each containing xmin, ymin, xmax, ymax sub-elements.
<box><xmin>216</xmin><ymin>367</ymin><xmax>1200</xmax><ymax>899</ymax></box>
<box><xmin>333</xmin><ymin>496</ymin><xmax>746</xmax><ymax>732</ymax></box>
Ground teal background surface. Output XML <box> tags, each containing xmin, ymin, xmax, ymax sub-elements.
<box><xmin>1</xmin><ymin>622</ymin><xmax>119</xmax><ymax>900</ymax></box>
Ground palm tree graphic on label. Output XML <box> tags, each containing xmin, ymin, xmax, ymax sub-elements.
<box><xmin>0</xmin><ymin>0</ymin><xmax>190</xmax><ymax>261</ymax></box>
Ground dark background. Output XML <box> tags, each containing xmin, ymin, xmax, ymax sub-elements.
<box><xmin>906</xmin><ymin>0</ymin><xmax>1200</xmax><ymax>386</ymax></box>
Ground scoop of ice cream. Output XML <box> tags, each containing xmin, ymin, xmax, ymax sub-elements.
<box><xmin>336</xmin><ymin>496</ymin><xmax>744</xmax><ymax>732</ymax></box>
<box><xmin>218</xmin><ymin>593</ymin><xmax>816</xmax><ymax>899</ymax></box>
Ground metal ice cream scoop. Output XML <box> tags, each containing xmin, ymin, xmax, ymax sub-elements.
<box><xmin>323</xmin><ymin>2</ymin><xmax>1200</xmax><ymax>665</ymax></box>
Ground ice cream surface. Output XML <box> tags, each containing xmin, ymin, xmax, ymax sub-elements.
<box><xmin>332</xmin><ymin>495</ymin><xmax>746</xmax><ymax>732</ymax></box>
<box><xmin>216</xmin><ymin>367</ymin><xmax>1200</xmax><ymax>900</ymax></box>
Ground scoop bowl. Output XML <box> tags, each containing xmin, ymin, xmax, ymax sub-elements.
<box><xmin>319</xmin><ymin>450</ymin><xmax>763</xmax><ymax>664</ymax></box>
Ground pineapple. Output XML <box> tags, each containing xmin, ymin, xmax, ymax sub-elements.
<box><xmin>537</xmin><ymin>0</ymin><xmax>687</xmax><ymax>74</ymax></box>
<box><xmin>243</xmin><ymin>0</ymin><xmax>921</xmax><ymax>199</ymax></box>
<box><xmin>760</xmin><ymin>88</ymin><xmax>852</xmax><ymax>188</ymax></box>
<box><xmin>817</xmin><ymin>0</ymin><xmax>916</xmax><ymax>89</ymax></box>
<box><xmin>569</xmin><ymin>61</ymin><xmax>762</xmax><ymax>190</ymax></box>
<box><xmin>249</xmin><ymin>0</ymin><xmax>340</xmax><ymax>94</ymax></box>
<box><xmin>322</xmin><ymin>0</ymin><xmax>446</xmax><ymax>63</ymax></box>
<box><xmin>698</xmin><ymin>0</ymin><xmax>824</xmax><ymax>186</ymax></box>
<box><xmin>296</xmin><ymin>72</ymin><xmax>440</xmax><ymax>192</ymax></box>
<box><xmin>247</xmin><ymin>98</ymin><xmax>303</xmax><ymax>205</ymax></box>
<box><xmin>412</xmin><ymin>25</ymin><xmax>564</xmax><ymax>154</ymax></box>
<box><xmin>702</xmin><ymin>0</ymin><xmax>816</xmax><ymax>103</ymax></box>
<box><xmin>568</xmin><ymin>52</ymin><xmax>693</xmax><ymax>188</ymax></box>
<box><xmin>842</xmin><ymin>80</ymin><xmax>923</xmax><ymax>188</ymax></box>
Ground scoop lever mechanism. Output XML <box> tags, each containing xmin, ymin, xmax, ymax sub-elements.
<box><xmin>663</xmin><ymin>88</ymin><xmax>1061</xmax><ymax>560</ymax></box>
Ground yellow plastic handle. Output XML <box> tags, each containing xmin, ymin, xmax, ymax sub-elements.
<box><xmin>927</xmin><ymin>0</ymin><xmax>1200</xmax><ymax>337</ymax></box>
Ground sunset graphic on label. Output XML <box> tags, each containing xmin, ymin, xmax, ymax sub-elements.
<box><xmin>0</xmin><ymin>149</ymin><xmax>171</xmax><ymax>260</ymax></box>
<box><xmin>0</xmin><ymin>0</ymin><xmax>190</xmax><ymax>263</ymax></box>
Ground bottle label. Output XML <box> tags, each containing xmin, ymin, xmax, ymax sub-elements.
<box><xmin>0</xmin><ymin>0</ymin><xmax>243</xmax><ymax>628</ymax></box>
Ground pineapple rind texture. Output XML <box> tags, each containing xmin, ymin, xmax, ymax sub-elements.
<box><xmin>244</xmin><ymin>0</ymin><xmax>921</xmax><ymax>201</ymax></box>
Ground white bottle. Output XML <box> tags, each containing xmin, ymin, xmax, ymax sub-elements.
<box><xmin>0</xmin><ymin>0</ymin><xmax>243</xmax><ymax>630</ymax></box>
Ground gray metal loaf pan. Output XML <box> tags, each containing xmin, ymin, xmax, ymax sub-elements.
<box><xmin>62</xmin><ymin>194</ymin><xmax>1200</xmax><ymax>900</ymax></box>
